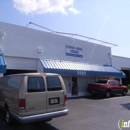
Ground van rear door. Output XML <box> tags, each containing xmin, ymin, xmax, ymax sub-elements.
<box><xmin>46</xmin><ymin>76</ymin><xmax>66</xmax><ymax>113</ymax></box>
<box><xmin>25</xmin><ymin>76</ymin><xmax>47</xmax><ymax>115</ymax></box>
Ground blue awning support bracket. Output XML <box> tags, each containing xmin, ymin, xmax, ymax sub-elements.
<box><xmin>0</xmin><ymin>54</ymin><xmax>6</xmax><ymax>73</ymax></box>
<box><xmin>40</xmin><ymin>59</ymin><xmax>126</xmax><ymax>78</ymax></box>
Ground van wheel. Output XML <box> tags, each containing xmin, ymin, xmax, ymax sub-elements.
<box><xmin>122</xmin><ymin>90</ymin><xmax>127</xmax><ymax>96</ymax></box>
<box><xmin>5</xmin><ymin>109</ymin><xmax>13</xmax><ymax>125</ymax></box>
<box><xmin>106</xmin><ymin>91</ymin><xmax>111</xmax><ymax>98</ymax></box>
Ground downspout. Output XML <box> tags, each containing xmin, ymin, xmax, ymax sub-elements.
<box><xmin>108</xmin><ymin>52</ymin><xmax>112</xmax><ymax>66</ymax></box>
<box><xmin>108</xmin><ymin>53</ymin><xmax>122</xmax><ymax>83</ymax></box>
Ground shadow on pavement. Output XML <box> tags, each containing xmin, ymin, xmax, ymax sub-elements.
<box><xmin>0</xmin><ymin>109</ymin><xmax>59</xmax><ymax>130</ymax></box>
<box><xmin>68</xmin><ymin>94</ymin><xmax>123</xmax><ymax>100</ymax></box>
<box><xmin>85</xmin><ymin>95</ymin><xmax>105</xmax><ymax>100</ymax></box>
<box><xmin>120</xmin><ymin>103</ymin><xmax>130</xmax><ymax>110</ymax></box>
<box><xmin>85</xmin><ymin>94</ymin><xmax>123</xmax><ymax>100</ymax></box>
<box><xmin>126</xmin><ymin>94</ymin><xmax>130</xmax><ymax>96</ymax></box>
<box><xmin>68</xmin><ymin>95</ymin><xmax>106</xmax><ymax>100</ymax></box>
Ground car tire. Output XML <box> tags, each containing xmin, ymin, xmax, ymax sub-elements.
<box><xmin>106</xmin><ymin>91</ymin><xmax>111</xmax><ymax>98</ymax></box>
<box><xmin>122</xmin><ymin>90</ymin><xmax>127</xmax><ymax>96</ymax></box>
<box><xmin>5</xmin><ymin>108</ymin><xmax>13</xmax><ymax>125</ymax></box>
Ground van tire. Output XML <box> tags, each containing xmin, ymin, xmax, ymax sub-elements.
<box><xmin>5</xmin><ymin>108</ymin><xmax>13</xmax><ymax>125</ymax></box>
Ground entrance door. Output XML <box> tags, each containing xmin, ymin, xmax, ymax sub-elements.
<box><xmin>72</xmin><ymin>77</ymin><xmax>78</xmax><ymax>95</ymax></box>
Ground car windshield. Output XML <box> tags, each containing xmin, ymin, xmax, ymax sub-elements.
<box><xmin>96</xmin><ymin>80</ymin><xmax>108</xmax><ymax>84</ymax></box>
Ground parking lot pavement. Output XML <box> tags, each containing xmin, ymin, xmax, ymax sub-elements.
<box><xmin>1</xmin><ymin>95</ymin><xmax>130</xmax><ymax>130</ymax></box>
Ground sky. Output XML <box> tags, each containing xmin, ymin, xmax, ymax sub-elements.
<box><xmin>0</xmin><ymin>0</ymin><xmax>130</xmax><ymax>58</ymax></box>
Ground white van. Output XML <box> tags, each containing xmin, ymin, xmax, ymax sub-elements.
<box><xmin>0</xmin><ymin>73</ymin><xmax>68</xmax><ymax>125</ymax></box>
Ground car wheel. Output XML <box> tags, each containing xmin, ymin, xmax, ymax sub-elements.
<box><xmin>5</xmin><ymin>108</ymin><xmax>13</xmax><ymax>125</ymax></box>
<box><xmin>106</xmin><ymin>91</ymin><xmax>111</xmax><ymax>98</ymax></box>
<box><xmin>122</xmin><ymin>90</ymin><xmax>127</xmax><ymax>96</ymax></box>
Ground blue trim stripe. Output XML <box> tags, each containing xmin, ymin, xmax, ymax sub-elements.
<box><xmin>0</xmin><ymin>54</ymin><xmax>6</xmax><ymax>73</ymax></box>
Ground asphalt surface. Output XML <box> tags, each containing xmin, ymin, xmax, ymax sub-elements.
<box><xmin>1</xmin><ymin>94</ymin><xmax>130</xmax><ymax>130</ymax></box>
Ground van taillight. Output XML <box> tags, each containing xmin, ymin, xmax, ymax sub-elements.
<box><xmin>64</xmin><ymin>95</ymin><xmax>68</xmax><ymax>103</ymax></box>
<box><xmin>19</xmin><ymin>99</ymin><xmax>25</xmax><ymax>110</ymax></box>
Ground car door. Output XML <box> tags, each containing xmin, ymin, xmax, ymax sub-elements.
<box><xmin>111</xmin><ymin>81</ymin><xmax>118</xmax><ymax>94</ymax></box>
<box><xmin>46</xmin><ymin>76</ymin><xmax>65</xmax><ymax>113</ymax></box>
<box><xmin>25</xmin><ymin>76</ymin><xmax>47</xmax><ymax>115</ymax></box>
<box><xmin>116</xmin><ymin>81</ymin><xmax>123</xmax><ymax>94</ymax></box>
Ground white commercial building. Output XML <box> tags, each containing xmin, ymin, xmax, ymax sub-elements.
<box><xmin>0</xmin><ymin>21</ymin><xmax>126</xmax><ymax>97</ymax></box>
<box><xmin>112</xmin><ymin>55</ymin><xmax>130</xmax><ymax>85</ymax></box>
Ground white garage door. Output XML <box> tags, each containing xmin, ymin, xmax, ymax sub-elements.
<box><xmin>5</xmin><ymin>56</ymin><xmax>38</xmax><ymax>70</ymax></box>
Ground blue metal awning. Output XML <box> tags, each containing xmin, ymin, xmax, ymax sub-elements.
<box><xmin>40</xmin><ymin>59</ymin><xmax>125</xmax><ymax>78</ymax></box>
<box><xmin>0</xmin><ymin>54</ymin><xmax>6</xmax><ymax>73</ymax></box>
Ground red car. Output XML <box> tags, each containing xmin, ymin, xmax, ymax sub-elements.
<box><xmin>87</xmin><ymin>79</ymin><xmax>128</xmax><ymax>98</ymax></box>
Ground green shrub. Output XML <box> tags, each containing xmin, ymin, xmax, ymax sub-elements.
<box><xmin>127</xmin><ymin>84</ymin><xmax>130</xmax><ymax>89</ymax></box>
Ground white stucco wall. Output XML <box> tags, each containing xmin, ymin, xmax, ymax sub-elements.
<box><xmin>112</xmin><ymin>55</ymin><xmax>130</xmax><ymax>70</ymax></box>
<box><xmin>0</xmin><ymin>21</ymin><xmax>111</xmax><ymax>66</ymax></box>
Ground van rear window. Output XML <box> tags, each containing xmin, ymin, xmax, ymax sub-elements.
<box><xmin>46</xmin><ymin>77</ymin><xmax>62</xmax><ymax>91</ymax></box>
<box><xmin>28</xmin><ymin>77</ymin><xmax>45</xmax><ymax>92</ymax></box>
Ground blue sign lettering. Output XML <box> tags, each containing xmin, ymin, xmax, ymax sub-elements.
<box><xmin>66</xmin><ymin>45</ymin><xmax>83</xmax><ymax>58</ymax></box>
<box><xmin>66</xmin><ymin>45</ymin><xmax>75</xmax><ymax>49</ymax></box>
<box><xmin>76</xmin><ymin>47</ymin><xmax>82</xmax><ymax>51</ymax></box>
<box><xmin>70</xmin><ymin>50</ymin><xmax>79</xmax><ymax>54</ymax></box>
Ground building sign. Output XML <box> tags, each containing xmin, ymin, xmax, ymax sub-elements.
<box><xmin>66</xmin><ymin>45</ymin><xmax>83</xmax><ymax>58</ymax></box>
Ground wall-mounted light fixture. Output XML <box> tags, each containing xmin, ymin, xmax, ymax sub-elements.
<box><xmin>0</xmin><ymin>30</ymin><xmax>6</xmax><ymax>41</ymax></box>
<box><xmin>37</xmin><ymin>47</ymin><xmax>43</xmax><ymax>53</ymax></box>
